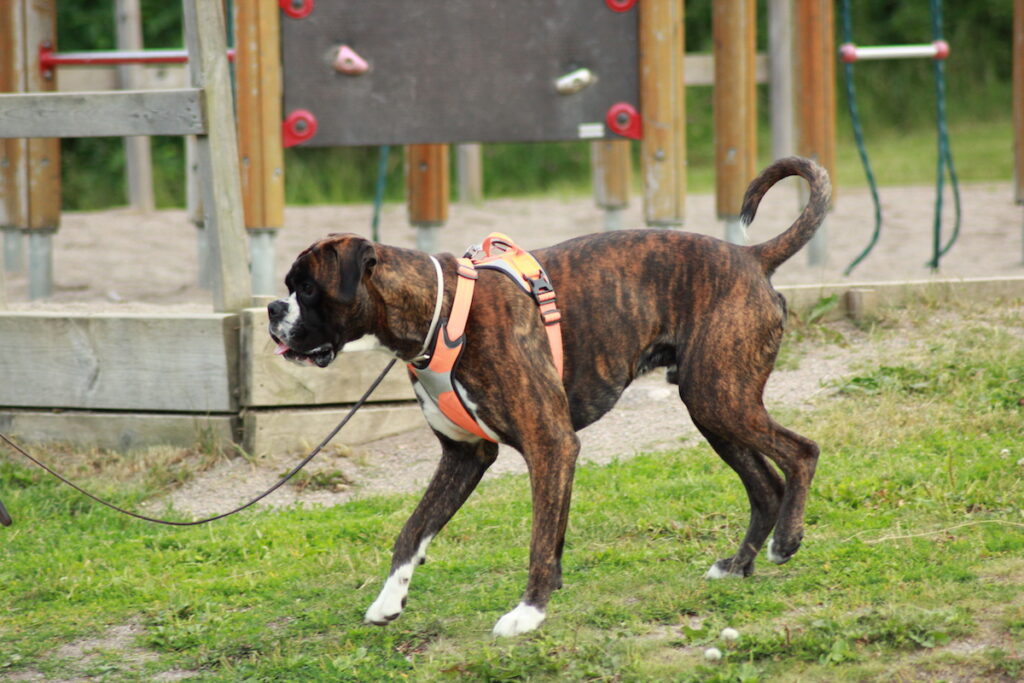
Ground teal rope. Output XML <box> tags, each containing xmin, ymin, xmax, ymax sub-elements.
<box><xmin>371</xmin><ymin>145</ymin><xmax>391</xmax><ymax>242</ymax></box>
<box><xmin>928</xmin><ymin>0</ymin><xmax>962</xmax><ymax>269</ymax></box>
<box><xmin>841</xmin><ymin>1</ymin><xmax>883</xmax><ymax>276</ymax></box>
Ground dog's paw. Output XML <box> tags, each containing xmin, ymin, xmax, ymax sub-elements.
<box><xmin>364</xmin><ymin>568</ymin><xmax>413</xmax><ymax>626</ymax></box>
<box><xmin>704</xmin><ymin>558</ymin><xmax>752</xmax><ymax>579</ymax></box>
<box><xmin>492</xmin><ymin>602</ymin><xmax>546</xmax><ymax>637</ymax></box>
<box><xmin>767</xmin><ymin>537</ymin><xmax>800</xmax><ymax>565</ymax></box>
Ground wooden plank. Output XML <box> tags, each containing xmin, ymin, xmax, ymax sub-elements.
<box><xmin>591</xmin><ymin>139</ymin><xmax>631</xmax><ymax>210</ymax></box>
<box><xmin>116</xmin><ymin>0</ymin><xmax>154</xmax><ymax>211</ymax></box>
<box><xmin>0</xmin><ymin>0</ymin><xmax>27</xmax><ymax>232</ymax></box>
<box><xmin>456</xmin><ymin>143</ymin><xmax>483</xmax><ymax>204</ymax></box>
<box><xmin>184</xmin><ymin>0</ymin><xmax>252</xmax><ymax>312</ymax></box>
<box><xmin>0</xmin><ymin>312</ymin><xmax>240</xmax><ymax>412</ymax></box>
<box><xmin>407</xmin><ymin>144</ymin><xmax>449</xmax><ymax>226</ymax></box>
<box><xmin>768</xmin><ymin>0</ymin><xmax>795</xmax><ymax>161</ymax></box>
<box><xmin>794</xmin><ymin>0</ymin><xmax>837</xmax><ymax>192</ymax></box>
<box><xmin>712</xmin><ymin>0</ymin><xmax>758</xmax><ymax>219</ymax></box>
<box><xmin>777</xmin><ymin>276</ymin><xmax>1024</xmax><ymax>321</ymax></box>
<box><xmin>24</xmin><ymin>0</ymin><xmax>60</xmax><ymax>231</ymax></box>
<box><xmin>235</xmin><ymin>0</ymin><xmax>284</xmax><ymax>230</ymax></box>
<box><xmin>239</xmin><ymin>307</ymin><xmax>415</xmax><ymax>407</ymax></box>
<box><xmin>243</xmin><ymin>404</ymin><xmax>426</xmax><ymax>457</ymax></box>
<box><xmin>0</xmin><ymin>90</ymin><xmax>206</xmax><ymax>139</ymax></box>
<box><xmin>0</xmin><ymin>410</ymin><xmax>238</xmax><ymax>451</ymax></box>
<box><xmin>1015</xmin><ymin>0</ymin><xmax>1024</xmax><ymax>204</ymax></box>
<box><xmin>639</xmin><ymin>0</ymin><xmax>686</xmax><ymax>226</ymax></box>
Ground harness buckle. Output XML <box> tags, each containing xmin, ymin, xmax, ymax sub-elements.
<box><xmin>527</xmin><ymin>273</ymin><xmax>554</xmax><ymax>302</ymax></box>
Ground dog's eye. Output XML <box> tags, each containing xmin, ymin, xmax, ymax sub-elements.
<box><xmin>299</xmin><ymin>281</ymin><xmax>316</xmax><ymax>298</ymax></box>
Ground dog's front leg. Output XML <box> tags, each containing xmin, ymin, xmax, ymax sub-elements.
<box><xmin>492</xmin><ymin>431</ymin><xmax>580</xmax><ymax>637</ymax></box>
<box><xmin>365</xmin><ymin>437</ymin><xmax>498</xmax><ymax>626</ymax></box>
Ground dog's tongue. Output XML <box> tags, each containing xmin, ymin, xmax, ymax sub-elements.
<box><xmin>274</xmin><ymin>342</ymin><xmax>290</xmax><ymax>356</ymax></box>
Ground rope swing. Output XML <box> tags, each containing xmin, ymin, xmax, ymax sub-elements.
<box><xmin>839</xmin><ymin>0</ymin><xmax>961</xmax><ymax>275</ymax></box>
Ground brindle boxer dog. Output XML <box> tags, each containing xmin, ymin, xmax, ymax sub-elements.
<box><xmin>268</xmin><ymin>156</ymin><xmax>831</xmax><ymax>637</ymax></box>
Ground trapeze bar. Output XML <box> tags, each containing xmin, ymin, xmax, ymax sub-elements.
<box><xmin>839</xmin><ymin>40</ymin><xmax>950</xmax><ymax>64</ymax></box>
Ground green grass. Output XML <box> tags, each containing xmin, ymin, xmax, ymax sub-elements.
<box><xmin>1</xmin><ymin>300</ymin><xmax>1022</xmax><ymax>681</ymax></box>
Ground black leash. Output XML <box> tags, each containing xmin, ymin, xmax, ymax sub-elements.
<box><xmin>0</xmin><ymin>358</ymin><xmax>398</xmax><ymax>528</ymax></box>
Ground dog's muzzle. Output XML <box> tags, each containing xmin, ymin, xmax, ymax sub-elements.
<box><xmin>267</xmin><ymin>298</ymin><xmax>337</xmax><ymax>368</ymax></box>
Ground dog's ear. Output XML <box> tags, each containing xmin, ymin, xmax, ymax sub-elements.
<box><xmin>335</xmin><ymin>237</ymin><xmax>377</xmax><ymax>303</ymax></box>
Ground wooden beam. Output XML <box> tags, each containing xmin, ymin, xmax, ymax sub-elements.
<box><xmin>0</xmin><ymin>89</ymin><xmax>206</xmax><ymax>138</ymax></box>
<box><xmin>1014</xmin><ymin>0</ymin><xmax>1024</xmax><ymax>204</ymax></box>
<box><xmin>794</xmin><ymin>0</ymin><xmax>836</xmax><ymax>190</ymax></box>
<box><xmin>0</xmin><ymin>0</ymin><xmax>27</xmax><ymax>232</ymax></box>
<box><xmin>407</xmin><ymin>144</ymin><xmax>449</xmax><ymax>226</ymax></box>
<box><xmin>184</xmin><ymin>0</ymin><xmax>252</xmax><ymax>312</ymax></box>
<box><xmin>713</xmin><ymin>0</ymin><xmax>758</xmax><ymax>221</ymax></box>
<box><xmin>235</xmin><ymin>0</ymin><xmax>284</xmax><ymax>230</ymax></box>
<box><xmin>456</xmin><ymin>143</ymin><xmax>483</xmax><ymax>204</ymax></box>
<box><xmin>0</xmin><ymin>410</ymin><xmax>238</xmax><ymax>452</ymax></box>
<box><xmin>24</xmin><ymin>0</ymin><xmax>60</xmax><ymax>231</ymax></box>
<box><xmin>116</xmin><ymin>0</ymin><xmax>154</xmax><ymax>211</ymax></box>
<box><xmin>0</xmin><ymin>311</ymin><xmax>240</xmax><ymax>412</ymax></box>
<box><xmin>591</xmin><ymin>139</ymin><xmax>631</xmax><ymax>210</ymax></box>
<box><xmin>638</xmin><ymin>0</ymin><xmax>686</xmax><ymax>226</ymax></box>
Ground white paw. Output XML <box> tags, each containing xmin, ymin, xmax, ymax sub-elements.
<box><xmin>767</xmin><ymin>538</ymin><xmax>788</xmax><ymax>565</ymax></box>
<box><xmin>704</xmin><ymin>562</ymin><xmax>743</xmax><ymax>580</ymax></box>
<box><xmin>364</xmin><ymin>564</ymin><xmax>413</xmax><ymax>625</ymax></box>
<box><xmin>492</xmin><ymin>602</ymin><xmax>546</xmax><ymax>637</ymax></box>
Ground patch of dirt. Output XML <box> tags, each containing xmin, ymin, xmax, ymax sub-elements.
<box><xmin>6</xmin><ymin>620</ymin><xmax>199</xmax><ymax>683</ymax></box>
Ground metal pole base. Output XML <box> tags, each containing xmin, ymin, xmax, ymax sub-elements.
<box><xmin>27</xmin><ymin>230</ymin><xmax>54</xmax><ymax>300</ymax></box>
<box><xmin>602</xmin><ymin>207</ymin><xmax>625</xmax><ymax>232</ymax></box>
<box><xmin>724</xmin><ymin>217</ymin><xmax>747</xmax><ymax>245</ymax></box>
<box><xmin>196</xmin><ymin>223</ymin><xmax>211</xmax><ymax>290</ymax></box>
<box><xmin>4</xmin><ymin>228</ymin><xmax>24</xmax><ymax>273</ymax></box>
<box><xmin>807</xmin><ymin>216</ymin><xmax>828</xmax><ymax>267</ymax></box>
<box><xmin>415</xmin><ymin>225</ymin><xmax>441</xmax><ymax>253</ymax></box>
<box><xmin>249</xmin><ymin>228</ymin><xmax>278</xmax><ymax>297</ymax></box>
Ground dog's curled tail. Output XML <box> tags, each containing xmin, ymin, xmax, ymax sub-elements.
<box><xmin>742</xmin><ymin>156</ymin><xmax>832</xmax><ymax>276</ymax></box>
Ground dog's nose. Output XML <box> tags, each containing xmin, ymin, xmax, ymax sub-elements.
<box><xmin>268</xmin><ymin>299</ymin><xmax>288</xmax><ymax>322</ymax></box>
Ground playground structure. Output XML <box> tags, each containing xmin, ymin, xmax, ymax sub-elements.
<box><xmin>0</xmin><ymin>0</ymin><xmax>1021</xmax><ymax>454</ymax></box>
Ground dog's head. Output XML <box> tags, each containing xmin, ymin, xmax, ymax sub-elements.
<box><xmin>268</xmin><ymin>234</ymin><xmax>377</xmax><ymax>368</ymax></box>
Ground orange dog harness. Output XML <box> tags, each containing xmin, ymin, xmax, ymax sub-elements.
<box><xmin>407</xmin><ymin>233</ymin><xmax>563</xmax><ymax>442</ymax></box>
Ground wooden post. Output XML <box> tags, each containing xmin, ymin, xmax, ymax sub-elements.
<box><xmin>591</xmin><ymin>139</ymin><xmax>631</xmax><ymax>230</ymax></box>
<box><xmin>25</xmin><ymin>0</ymin><xmax>60</xmax><ymax>299</ymax></box>
<box><xmin>456</xmin><ymin>143</ymin><xmax>483</xmax><ymax>204</ymax></box>
<box><xmin>795</xmin><ymin>0</ymin><xmax>836</xmax><ymax>265</ymax></box>
<box><xmin>407</xmin><ymin>144</ymin><xmax>449</xmax><ymax>252</ymax></box>
<box><xmin>115</xmin><ymin>0</ymin><xmax>154</xmax><ymax>211</ymax></box>
<box><xmin>235</xmin><ymin>0</ymin><xmax>284</xmax><ymax>296</ymax></box>
<box><xmin>638</xmin><ymin>0</ymin><xmax>685</xmax><ymax>227</ymax></box>
<box><xmin>713</xmin><ymin>0</ymin><xmax>757</xmax><ymax>244</ymax></box>
<box><xmin>184</xmin><ymin>0</ymin><xmax>252</xmax><ymax>312</ymax></box>
<box><xmin>0</xmin><ymin>0</ymin><xmax>26</xmax><ymax>274</ymax></box>
<box><xmin>1016</xmin><ymin>0</ymin><xmax>1024</xmax><ymax>261</ymax></box>
<box><xmin>769</xmin><ymin>0</ymin><xmax>795</xmax><ymax>162</ymax></box>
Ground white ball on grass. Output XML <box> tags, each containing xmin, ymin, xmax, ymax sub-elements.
<box><xmin>720</xmin><ymin>627</ymin><xmax>740</xmax><ymax>641</ymax></box>
<box><xmin>704</xmin><ymin>647</ymin><xmax>722</xmax><ymax>661</ymax></box>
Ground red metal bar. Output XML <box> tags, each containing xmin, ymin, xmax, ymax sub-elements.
<box><xmin>39</xmin><ymin>43</ymin><xmax>235</xmax><ymax>75</ymax></box>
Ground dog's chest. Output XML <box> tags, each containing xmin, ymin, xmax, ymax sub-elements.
<box><xmin>411</xmin><ymin>377</ymin><xmax>500</xmax><ymax>443</ymax></box>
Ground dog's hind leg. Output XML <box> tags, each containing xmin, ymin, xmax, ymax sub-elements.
<box><xmin>492</xmin><ymin>430</ymin><xmax>581</xmax><ymax>637</ymax></box>
<box><xmin>694</xmin><ymin>422</ymin><xmax>784</xmax><ymax>579</ymax></box>
<box><xmin>679</xmin><ymin>358</ymin><xmax>819</xmax><ymax>572</ymax></box>
<box><xmin>365</xmin><ymin>437</ymin><xmax>498</xmax><ymax>626</ymax></box>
